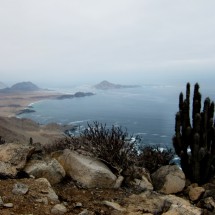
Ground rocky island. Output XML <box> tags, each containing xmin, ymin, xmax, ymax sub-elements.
<box><xmin>94</xmin><ymin>80</ymin><xmax>140</xmax><ymax>90</ymax></box>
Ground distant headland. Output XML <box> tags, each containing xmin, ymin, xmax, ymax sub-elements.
<box><xmin>0</xmin><ymin>81</ymin><xmax>94</xmax><ymax>117</ymax></box>
<box><xmin>0</xmin><ymin>81</ymin><xmax>40</xmax><ymax>93</ymax></box>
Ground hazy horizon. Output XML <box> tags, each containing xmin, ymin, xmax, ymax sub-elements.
<box><xmin>1</xmin><ymin>1</ymin><xmax>215</xmax><ymax>88</ymax></box>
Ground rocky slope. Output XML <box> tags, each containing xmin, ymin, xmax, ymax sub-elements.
<box><xmin>0</xmin><ymin>116</ymin><xmax>72</xmax><ymax>144</ymax></box>
<box><xmin>0</xmin><ymin>118</ymin><xmax>214</xmax><ymax>214</ymax></box>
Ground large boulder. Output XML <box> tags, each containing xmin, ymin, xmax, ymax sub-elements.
<box><xmin>152</xmin><ymin>165</ymin><xmax>185</xmax><ymax>194</ymax></box>
<box><xmin>24</xmin><ymin>159</ymin><xmax>66</xmax><ymax>185</ymax></box>
<box><xmin>161</xmin><ymin>195</ymin><xmax>202</xmax><ymax>215</ymax></box>
<box><xmin>54</xmin><ymin>149</ymin><xmax>117</xmax><ymax>188</ymax></box>
<box><xmin>35</xmin><ymin>178</ymin><xmax>59</xmax><ymax>202</ymax></box>
<box><xmin>188</xmin><ymin>186</ymin><xmax>205</xmax><ymax>202</ymax></box>
<box><xmin>0</xmin><ymin>143</ymin><xmax>34</xmax><ymax>178</ymax></box>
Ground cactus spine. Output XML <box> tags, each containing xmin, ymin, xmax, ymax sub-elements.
<box><xmin>173</xmin><ymin>83</ymin><xmax>215</xmax><ymax>184</ymax></box>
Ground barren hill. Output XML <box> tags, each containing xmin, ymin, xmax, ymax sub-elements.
<box><xmin>0</xmin><ymin>116</ymin><xmax>70</xmax><ymax>145</ymax></box>
<box><xmin>0</xmin><ymin>81</ymin><xmax>40</xmax><ymax>93</ymax></box>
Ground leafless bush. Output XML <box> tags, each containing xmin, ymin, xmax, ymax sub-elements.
<box><xmin>81</xmin><ymin>121</ymin><xmax>139</xmax><ymax>174</ymax></box>
<box><xmin>44</xmin><ymin>122</ymin><xmax>174</xmax><ymax>183</ymax></box>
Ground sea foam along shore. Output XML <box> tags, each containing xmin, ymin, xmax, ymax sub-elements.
<box><xmin>0</xmin><ymin>90</ymin><xmax>63</xmax><ymax>117</ymax></box>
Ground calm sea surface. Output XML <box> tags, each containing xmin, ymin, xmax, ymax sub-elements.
<box><xmin>19</xmin><ymin>84</ymin><xmax>215</xmax><ymax>148</ymax></box>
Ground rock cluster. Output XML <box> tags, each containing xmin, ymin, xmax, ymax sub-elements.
<box><xmin>0</xmin><ymin>142</ymin><xmax>215</xmax><ymax>214</ymax></box>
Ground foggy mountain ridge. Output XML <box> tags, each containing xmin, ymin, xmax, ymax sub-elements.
<box><xmin>0</xmin><ymin>81</ymin><xmax>41</xmax><ymax>93</ymax></box>
<box><xmin>0</xmin><ymin>82</ymin><xmax>7</xmax><ymax>89</ymax></box>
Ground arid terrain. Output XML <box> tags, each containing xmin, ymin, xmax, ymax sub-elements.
<box><xmin>0</xmin><ymin>88</ymin><xmax>214</xmax><ymax>215</ymax></box>
<box><xmin>0</xmin><ymin>90</ymin><xmax>62</xmax><ymax>117</ymax></box>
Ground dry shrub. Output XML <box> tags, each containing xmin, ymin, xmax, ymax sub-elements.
<box><xmin>44</xmin><ymin>122</ymin><xmax>174</xmax><ymax>182</ymax></box>
<box><xmin>81</xmin><ymin>121</ymin><xmax>138</xmax><ymax>174</ymax></box>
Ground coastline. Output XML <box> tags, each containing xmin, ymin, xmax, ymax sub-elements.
<box><xmin>0</xmin><ymin>90</ymin><xmax>63</xmax><ymax>117</ymax></box>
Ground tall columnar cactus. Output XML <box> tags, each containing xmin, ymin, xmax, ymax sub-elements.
<box><xmin>173</xmin><ymin>83</ymin><xmax>215</xmax><ymax>184</ymax></box>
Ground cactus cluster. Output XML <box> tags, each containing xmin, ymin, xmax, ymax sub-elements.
<box><xmin>173</xmin><ymin>83</ymin><xmax>215</xmax><ymax>184</ymax></box>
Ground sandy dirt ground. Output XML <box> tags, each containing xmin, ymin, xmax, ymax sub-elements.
<box><xmin>0</xmin><ymin>90</ymin><xmax>62</xmax><ymax>117</ymax></box>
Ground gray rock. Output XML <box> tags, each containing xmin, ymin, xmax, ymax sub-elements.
<box><xmin>189</xmin><ymin>186</ymin><xmax>205</xmax><ymax>201</ymax></box>
<box><xmin>103</xmin><ymin>201</ymin><xmax>126</xmax><ymax>212</ymax></box>
<box><xmin>3</xmin><ymin>203</ymin><xmax>13</xmax><ymax>208</ymax></box>
<box><xmin>0</xmin><ymin>143</ymin><xmax>34</xmax><ymax>178</ymax></box>
<box><xmin>78</xmin><ymin>209</ymin><xmax>91</xmax><ymax>215</ymax></box>
<box><xmin>51</xmin><ymin>204</ymin><xmax>67</xmax><ymax>215</ymax></box>
<box><xmin>124</xmin><ymin>190</ymin><xmax>169</xmax><ymax>214</ymax></box>
<box><xmin>122</xmin><ymin>190</ymin><xmax>202</xmax><ymax>215</ymax></box>
<box><xmin>12</xmin><ymin>183</ymin><xmax>29</xmax><ymax>195</ymax></box>
<box><xmin>24</xmin><ymin>159</ymin><xmax>65</xmax><ymax>185</ymax></box>
<box><xmin>163</xmin><ymin>204</ymin><xmax>202</xmax><ymax>215</ymax></box>
<box><xmin>55</xmin><ymin>149</ymin><xmax>117</xmax><ymax>188</ymax></box>
<box><xmin>114</xmin><ymin>176</ymin><xmax>124</xmax><ymax>189</ymax></box>
<box><xmin>132</xmin><ymin>175</ymin><xmax>153</xmax><ymax>191</ymax></box>
<box><xmin>152</xmin><ymin>165</ymin><xmax>185</xmax><ymax>194</ymax></box>
<box><xmin>35</xmin><ymin>197</ymin><xmax>49</xmax><ymax>205</ymax></box>
<box><xmin>36</xmin><ymin>178</ymin><xmax>59</xmax><ymax>202</ymax></box>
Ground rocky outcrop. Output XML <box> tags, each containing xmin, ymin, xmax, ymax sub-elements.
<box><xmin>188</xmin><ymin>185</ymin><xmax>205</xmax><ymax>202</ymax></box>
<box><xmin>24</xmin><ymin>159</ymin><xmax>66</xmax><ymax>185</ymax></box>
<box><xmin>51</xmin><ymin>203</ymin><xmax>67</xmax><ymax>214</ymax></box>
<box><xmin>152</xmin><ymin>165</ymin><xmax>186</xmax><ymax>194</ymax></box>
<box><xmin>0</xmin><ymin>142</ymin><xmax>34</xmax><ymax>178</ymax></box>
<box><xmin>54</xmin><ymin>149</ymin><xmax>117</xmax><ymax>188</ymax></box>
<box><xmin>56</xmin><ymin>92</ymin><xmax>94</xmax><ymax>100</ymax></box>
<box><xmin>107</xmin><ymin>190</ymin><xmax>202</xmax><ymax>215</ymax></box>
<box><xmin>35</xmin><ymin>178</ymin><xmax>59</xmax><ymax>202</ymax></box>
<box><xmin>132</xmin><ymin>167</ymin><xmax>153</xmax><ymax>191</ymax></box>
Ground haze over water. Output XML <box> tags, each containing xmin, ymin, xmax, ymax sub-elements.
<box><xmin>19</xmin><ymin>82</ymin><xmax>215</xmax><ymax>148</ymax></box>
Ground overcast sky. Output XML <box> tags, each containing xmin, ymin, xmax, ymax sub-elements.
<box><xmin>0</xmin><ymin>0</ymin><xmax>215</xmax><ymax>87</ymax></box>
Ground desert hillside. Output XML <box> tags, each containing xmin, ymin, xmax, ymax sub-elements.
<box><xmin>0</xmin><ymin>116</ymin><xmax>71</xmax><ymax>145</ymax></box>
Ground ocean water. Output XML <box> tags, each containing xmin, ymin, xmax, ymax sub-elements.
<box><xmin>19</xmin><ymin>84</ymin><xmax>215</xmax><ymax>148</ymax></box>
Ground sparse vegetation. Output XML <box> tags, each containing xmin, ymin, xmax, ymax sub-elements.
<box><xmin>81</xmin><ymin>122</ymin><xmax>138</xmax><ymax>174</ymax></box>
<box><xmin>47</xmin><ymin>121</ymin><xmax>174</xmax><ymax>183</ymax></box>
<box><xmin>173</xmin><ymin>83</ymin><xmax>215</xmax><ymax>184</ymax></box>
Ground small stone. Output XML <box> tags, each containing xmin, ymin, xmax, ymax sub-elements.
<box><xmin>12</xmin><ymin>183</ymin><xmax>29</xmax><ymax>195</ymax></box>
<box><xmin>78</xmin><ymin>209</ymin><xmax>89</xmax><ymax>215</ymax></box>
<box><xmin>4</xmin><ymin>203</ymin><xmax>14</xmax><ymax>208</ymax></box>
<box><xmin>35</xmin><ymin>197</ymin><xmax>48</xmax><ymax>205</ymax></box>
<box><xmin>189</xmin><ymin>186</ymin><xmax>205</xmax><ymax>201</ymax></box>
<box><xmin>103</xmin><ymin>201</ymin><xmax>126</xmax><ymax>212</ymax></box>
<box><xmin>114</xmin><ymin>176</ymin><xmax>124</xmax><ymax>189</ymax></box>
<box><xmin>75</xmin><ymin>202</ymin><xmax>83</xmax><ymax>208</ymax></box>
<box><xmin>51</xmin><ymin>204</ymin><xmax>67</xmax><ymax>215</ymax></box>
